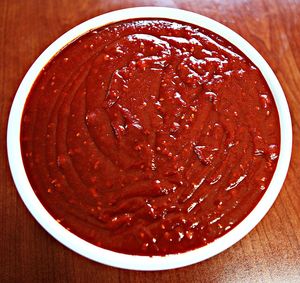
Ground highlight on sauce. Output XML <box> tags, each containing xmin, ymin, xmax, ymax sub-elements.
<box><xmin>21</xmin><ymin>19</ymin><xmax>280</xmax><ymax>255</ymax></box>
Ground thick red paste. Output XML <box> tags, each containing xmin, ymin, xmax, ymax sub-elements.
<box><xmin>21</xmin><ymin>19</ymin><xmax>280</xmax><ymax>256</ymax></box>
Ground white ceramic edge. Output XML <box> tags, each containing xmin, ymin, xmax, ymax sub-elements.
<box><xmin>7</xmin><ymin>7</ymin><xmax>292</xmax><ymax>271</ymax></box>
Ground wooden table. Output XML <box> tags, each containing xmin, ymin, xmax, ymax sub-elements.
<box><xmin>1</xmin><ymin>0</ymin><xmax>299</xmax><ymax>282</ymax></box>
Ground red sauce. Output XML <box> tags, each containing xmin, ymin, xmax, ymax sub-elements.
<box><xmin>21</xmin><ymin>19</ymin><xmax>280</xmax><ymax>256</ymax></box>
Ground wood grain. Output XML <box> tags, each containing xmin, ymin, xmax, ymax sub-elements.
<box><xmin>1</xmin><ymin>0</ymin><xmax>299</xmax><ymax>282</ymax></box>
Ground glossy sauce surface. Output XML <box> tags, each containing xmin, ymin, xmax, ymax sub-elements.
<box><xmin>21</xmin><ymin>19</ymin><xmax>280</xmax><ymax>255</ymax></box>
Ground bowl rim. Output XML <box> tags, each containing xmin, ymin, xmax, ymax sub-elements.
<box><xmin>7</xmin><ymin>6</ymin><xmax>292</xmax><ymax>271</ymax></box>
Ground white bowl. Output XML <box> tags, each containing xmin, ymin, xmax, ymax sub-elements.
<box><xmin>7</xmin><ymin>7</ymin><xmax>292</xmax><ymax>270</ymax></box>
